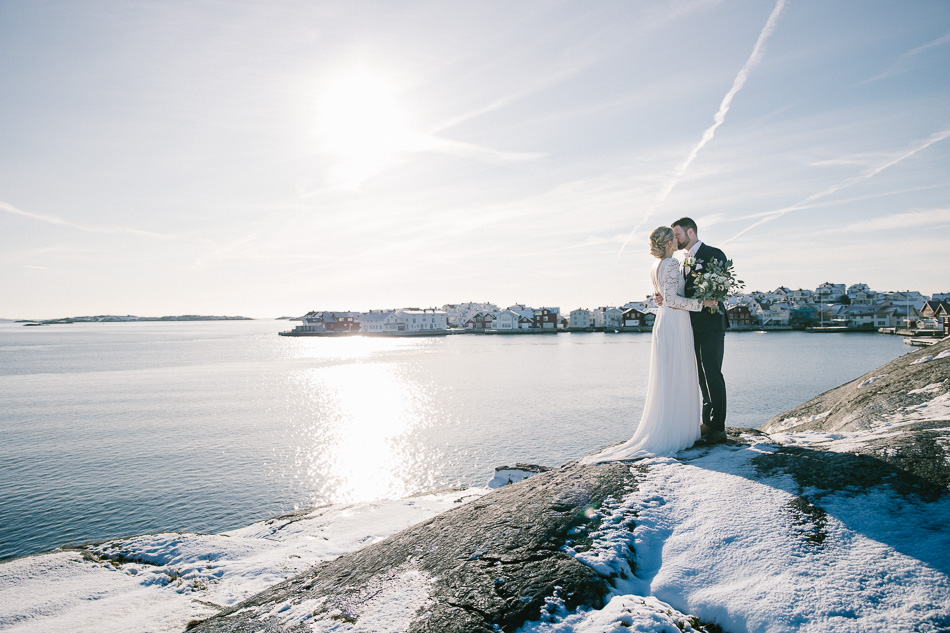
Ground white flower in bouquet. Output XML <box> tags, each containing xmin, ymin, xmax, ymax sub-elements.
<box><xmin>691</xmin><ymin>259</ymin><xmax>744</xmax><ymax>313</ymax></box>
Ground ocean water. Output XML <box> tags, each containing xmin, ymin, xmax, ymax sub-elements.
<box><xmin>0</xmin><ymin>320</ymin><xmax>910</xmax><ymax>561</ymax></box>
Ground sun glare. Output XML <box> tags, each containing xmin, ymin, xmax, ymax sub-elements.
<box><xmin>315</xmin><ymin>69</ymin><xmax>414</xmax><ymax>187</ymax></box>
<box><xmin>292</xmin><ymin>361</ymin><xmax>438</xmax><ymax>503</ymax></box>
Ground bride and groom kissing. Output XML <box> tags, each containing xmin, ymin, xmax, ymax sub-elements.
<box><xmin>584</xmin><ymin>217</ymin><xmax>730</xmax><ymax>464</ymax></box>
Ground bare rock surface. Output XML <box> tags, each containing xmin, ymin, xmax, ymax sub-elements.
<box><xmin>761</xmin><ymin>335</ymin><xmax>950</xmax><ymax>491</ymax></box>
<box><xmin>187</xmin><ymin>462</ymin><xmax>638</xmax><ymax>633</ymax></box>
<box><xmin>762</xmin><ymin>336</ymin><xmax>949</xmax><ymax>433</ymax></box>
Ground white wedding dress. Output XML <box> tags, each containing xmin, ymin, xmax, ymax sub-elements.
<box><xmin>583</xmin><ymin>256</ymin><xmax>703</xmax><ymax>463</ymax></box>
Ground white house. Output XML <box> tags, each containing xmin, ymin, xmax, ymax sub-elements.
<box><xmin>789</xmin><ymin>288</ymin><xmax>815</xmax><ymax>302</ymax></box>
<box><xmin>816</xmin><ymin>282</ymin><xmax>846</xmax><ymax>303</ymax></box>
<box><xmin>770</xmin><ymin>287</ymin><xmax>791</xmax><ymax>301</ymax></box>
<box><xmin>768</xmin><ymin>302</ymin><xmax>793</xmax><ymax>326</ymax></box>
<box><xmin>880</xmin><ymin>291</ymin><xmax>929</xmax><ymax>310</ymax></box>
<box><xmin>464</xmin><ymin>311</ymin><xmax>497</xmax><ymax>330</ymax></box>
<box><xmin>622</xmin><ymin>301</ymin><xmax>649</xmax><ymax>312</ymax></box>
<box><xmin>570</xmin><ymin>309</ymin><xmax>592</xmax><ymax>329</ymax></box>
<box><xmin>847</xmin><ymin>283</ymin><xmax>876</xmax><ymax>305</ymax></box>
<box><xmin>594</xmin><ymin>307</ymin><xmax>624</xmax><ymax>329</ymax></box>
<box><xmin>361</xmin><ymin>310</ymin><xmax>399</xmax><ymax>333</ymax></box>
<box><xmin>506</xmin><ymin>305</ymin><xmax>538</xmax><ymax>330</ymax></box>
<box><xmin>396</xmin><ymin>309</ymin><xmax>447</xmax><ymax>332</ymax></box>
<box><xmin>872</xmin><ymin>304</ymin><xmax>913</xmax><ymax>329</ymax></box>
<box><xmin>292</xmin><ymin>311</ymin><xmax>326</xmax><ymax>333</ymax></box>
<box><xmin>444</xmin><ymin>302</ymin><xmax>499</xmax><ymax>328</ymax></box>
<box><xmin>832</xmin><ymin>305</ymin><xmax>879</xmax><ymax>328</ymax></box>
<box><xmin>495</xmin><ymin>309</ymin><xmax>527</xmax><ymax>330</ymax></box>
<box><xmin>750</xmin><ymin>301</ymin><xmax>791</xmax><ymax>326</ymax></box>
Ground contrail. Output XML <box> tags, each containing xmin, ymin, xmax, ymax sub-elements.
<box><xmin>0</xmin><ymin>199</ymin><xmax>173</xmax><ymax>239</ymax></box>
<box><xmin>721</xmin><ymin>126</ymin><xmax>950</xmax><ymax>245</ymax></box>
<box><xmin>617</xmin><ymin>0</ymin><xmax>786</xmax><ymax>259</ymax></box>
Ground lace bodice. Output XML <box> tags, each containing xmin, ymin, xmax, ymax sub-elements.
<box><xmin>652</xmin><ymin>257</ymin><xmax>703</xmax><ymax>312</ymax></box>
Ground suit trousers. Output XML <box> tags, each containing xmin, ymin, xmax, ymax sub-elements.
<box><xmin>693</xmin><ymin>329</ymin><xmax>726</xmax><ymax>431</ymax></box>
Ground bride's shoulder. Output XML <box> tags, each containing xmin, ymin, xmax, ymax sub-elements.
<box><xmin>658</xmin><ymin>256</ymin><xmax>678</xmax><ymax>273</ymax></box>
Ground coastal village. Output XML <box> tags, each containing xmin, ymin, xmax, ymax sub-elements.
<box><xmin>281</xmin><ymin>282</ymin><xmax>950</xmax><ymax>338</ymax></box>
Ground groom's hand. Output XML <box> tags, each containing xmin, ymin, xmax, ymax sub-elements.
<box><xmin>654</xmin><ymin>292</ymin><xmax>663</xmax><ymax>306</ymax></box>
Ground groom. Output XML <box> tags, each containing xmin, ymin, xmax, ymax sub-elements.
<box><xmin>672</xmin><ymin>217</ymin><xmax>730</xmax><ymax>444</ymax></box>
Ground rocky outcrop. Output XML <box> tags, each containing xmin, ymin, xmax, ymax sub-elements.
<box><xmin>186</xmin><ymin>336</ymin><xmax>950</xmax><ymax>633</ymax></box>
<box><xmin>188</xmin><ymin>463</ymin><xmax>640</xmax><ymax>633</ymax></box>
<box><xmin>761</xmin><ymin>336</ymin><xmax>950</xmax><ymax>491</ymax></box>
<box><xmin>763</xmin><ymin>336</ymin><xmax>949</xmax><ymax>433</ymax></box>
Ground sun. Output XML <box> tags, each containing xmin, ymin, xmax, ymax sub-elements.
<box><xmin>315</xmin><ymin>69</ymin><xmax>414</xmax><ymax>187</ymax></box>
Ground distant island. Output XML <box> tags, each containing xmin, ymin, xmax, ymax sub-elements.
<box><xmin>18</xmin><ymin>315</ymin><xmax>252</xmax><ymax>326</ymax></box>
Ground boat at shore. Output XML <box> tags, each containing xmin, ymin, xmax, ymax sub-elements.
<box><xmin>905</xmin><ymin>337</ymin><xmax>941</xmax><ymax>347</ymax></box>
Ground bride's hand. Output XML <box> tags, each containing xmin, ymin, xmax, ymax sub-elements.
<box><xmin>702</xmin><ymin>299</ymin><xmax>717</xmax><ymax>309</ymax></box>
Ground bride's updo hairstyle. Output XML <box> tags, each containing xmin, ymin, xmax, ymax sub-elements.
<box><xmin>649</xmin><ymin>226</ymin><xmax>674</xmax><ymax>258</ymax></box>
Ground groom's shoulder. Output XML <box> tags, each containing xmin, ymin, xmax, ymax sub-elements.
<box><xmin>700</xmin><ymin>242</ymin><xmax>727</xmax><ymax>261</ymax></box>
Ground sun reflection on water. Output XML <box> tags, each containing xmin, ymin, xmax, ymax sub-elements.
<box><xmin>291</xmin><ymin>361</ymin><xmax>441</xmax><ymax>504</ymax></box>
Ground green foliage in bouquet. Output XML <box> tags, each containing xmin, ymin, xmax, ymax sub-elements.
<box><xmin>691</xmin><ymin>258</ymin><xmax>745</xmax><ymax>314</ymax></box>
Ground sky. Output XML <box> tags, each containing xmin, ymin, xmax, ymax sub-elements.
<box><xmin>2</xmin><ymin>0</ymin><xmax>949</xmax><ymax>319</ymax></box>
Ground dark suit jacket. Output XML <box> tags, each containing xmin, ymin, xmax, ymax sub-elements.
<box><xmin>683</xmin><ymin>242</ymin><xmax>731</xmax><ymax>333</ymax></box>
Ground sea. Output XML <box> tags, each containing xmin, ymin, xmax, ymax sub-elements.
<box><xmin>0</xmin><ymin>319</ymin><xmax>911</xmax><ymax>562</ymax></box>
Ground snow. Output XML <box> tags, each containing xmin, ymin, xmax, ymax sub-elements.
<box><xmin>898</xmin><ymin>391</ymin><xmax>950</xmax><ymax>423</ymax></box>
<box><xmin>521</xmin><ymin>435</ymin><xmax>950</xmax><ymax>633</ymax></box>
<box><xmin>857</xmin><ymin>375</ymin><xmax>883</xmax><ymax>387</ymax></box>
<box><xmin>307</xmin><ymin>569</ymin><xmax>434</xmax><ymax>632</ymax></box>
<box><xmin>909</xmin><ymin>383</ymin><xmax>944</xmax><ymax>395</ymax></box>
<box><xmin>911</xmin><ymin>349</ymin><xmax>949</xmax><ymax>364</ymax></box>
<box><xmin>518</xmin><ymin>594</ymin><xmax>704</xmax><ymax>633</ymax></box>
<box><xmin>772</xmin><ymin>410</ymin><xmax>830</xmax><ymax>430</ymax></box>
<box><xmin>3</xmin><ymin>417</ymin><xmax>950</xmax><ymax>633</ymax></box>
<box><xmin>0</xmin><ymin>488</ymin><xmax>487</xmax><ymax>633</ymax></box>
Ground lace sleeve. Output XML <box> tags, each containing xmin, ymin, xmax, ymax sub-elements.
<box><xmin>659</xmin><ymin>258</ymin><xmax>703</xmax><ymax>311</ymax></box>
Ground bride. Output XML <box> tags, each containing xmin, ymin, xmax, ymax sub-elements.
<box><xmin>583</xmin><ymin>227</ymin><xmax>714</xmax><ymax>463</ymax></box>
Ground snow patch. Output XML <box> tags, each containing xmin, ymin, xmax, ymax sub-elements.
<box><xmin>563</xmin><ymin>489</ymin><xmax>637</xmax><ymax>586</ymax></box>
<box><xmin>773</xmin><ymin>416</ymin><xmax>799</xmax><ymax>430</ymax></box>
<box><xmin>259</xmin><ymin>596</ymin><xmax>326</xmax><ymax>626</ymax></box>
<box><xmin>773</xmin><ymin>411</ymin><xmax>830</xmax><ymax>431</ymax></box>
<box><xmin>857</xmin><ymin>376</ymin><xmax>883</xmax><ymax>388</ymax></box>
<box><xmin>909</xmin><ymin>383</ymin><xmax>944</xmax><ymax>395</ymax></box>
<box><xmin>0</xmin><ymin>488</ymin><xmax>486</xmax><ymax>633</ymax></box>
<box><xmin>899</xmin><ymin>391</ymin><xmax>950</xmax><ymax>422</ymax></box>
<box><xmin>305</xmin><ymin>569</ymin><xmax>433</xmax><ymax>631</ymax></box>
<box><xmin>517</xmin><ymin>594</ymin><xmax>704</xmax><ymax>633</ymax></box>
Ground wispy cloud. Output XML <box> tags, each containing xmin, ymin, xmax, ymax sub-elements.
<box><xmin>427</xmin><ymin>43</ymin><xmax>598</xmax><ymax>137</ymax></box>
<box><xmin>0</xmin><ymin>200</ymin><xmax>174</xmax><ymax>239</ymax></box>
<box><xmin>859</xmin><ymin>28</ymin><xmax>950</xmax><ymax>85</ymax></box>
<box><xmin>905</xmin><ymin>29</ymin><xmax>950</xmax><ymax>57</ymax></box>
<box><xmin>617</xmin><ymin>0</ymin><xmax>786</xmax><ymax>258</ymax></box>
<box><xmin>723</xmin><ymin>126</ymin><xmax>950</xmax><ymax>244</ymax></box>
<box><xmin>839</xmin><ymin>207</ymin><xmax>950</xmax><ymax>232</ymax></box>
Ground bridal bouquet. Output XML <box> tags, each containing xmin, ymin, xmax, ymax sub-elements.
<box><xmin>691</xmin><ymin>258</ymin><xmax>744</xmax><ymax>314</ymax></box>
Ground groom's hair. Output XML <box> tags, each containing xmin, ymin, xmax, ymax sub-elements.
<box><xmin>672</xmin><ymin>217</ymin><xmax>698</xmax><ymax>235</ymax></box>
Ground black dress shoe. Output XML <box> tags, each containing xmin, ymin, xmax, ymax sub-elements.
<box><xmin>706</xmin><ymin>430</ymin><xmax>728</xmax><ymax>444</ymax></box>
